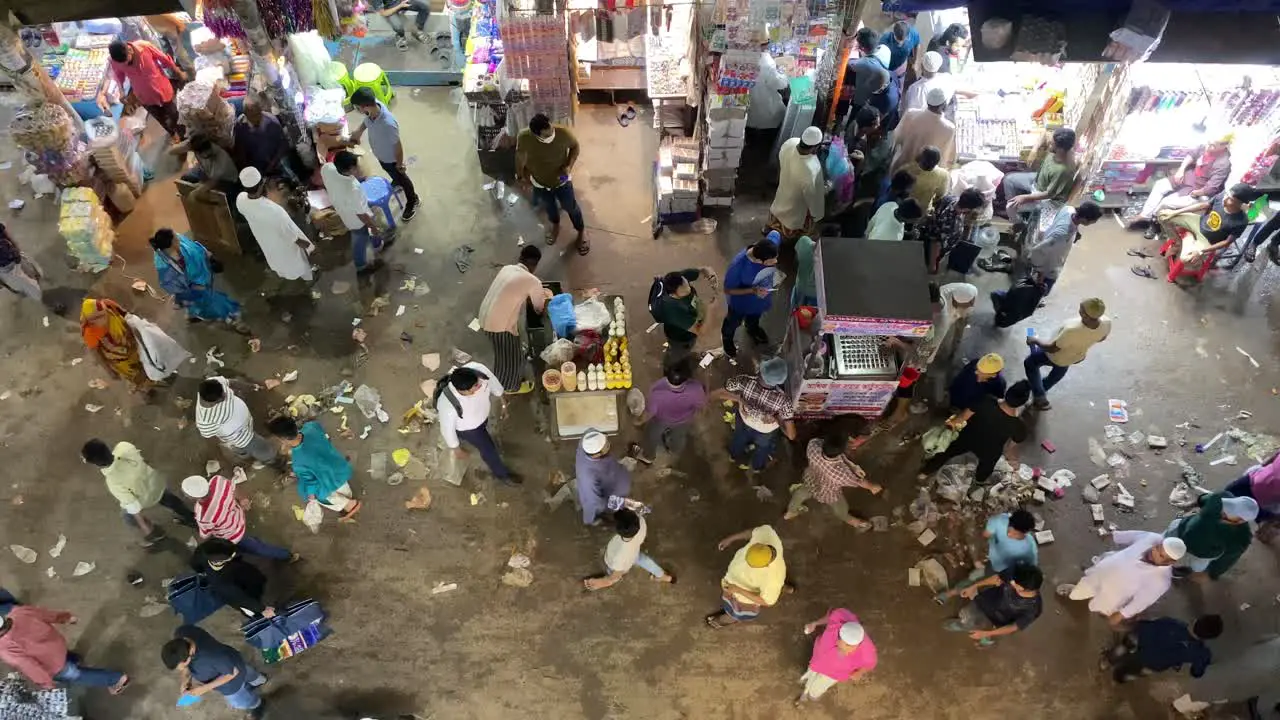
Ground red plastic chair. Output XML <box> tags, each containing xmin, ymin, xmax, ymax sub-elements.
<box><xmin>1159</xmin><ymin>228</ymin><xmax>1219</xmax><ymax>283</ymax></box>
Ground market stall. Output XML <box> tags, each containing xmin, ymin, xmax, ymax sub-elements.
<box><xmin>541</xmin><ymin>292</ymin><xmax>636</xmax><ymax>440</ymax></box>
<box><xmin>782</xmin><ymin>237</ymin><xmax>933</xmax><ymax>419</ymax></box>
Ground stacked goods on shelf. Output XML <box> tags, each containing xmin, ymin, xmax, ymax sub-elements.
<box><xmin>59</xmin><ymin>187</ymin><xmax>115</xmax><ymax>272</ymax></box>
<box><xmin>177</xmin><ymin>81</ymin><xmax>236</xmax><ymax>146</ymax></box>
<box><xmin>645</xmin><ymin>34</ymin><xmax>687</xmax><ymax>98</ymax></box>
<box><xmin>223</xmin><ymin>52</ymin><xmax>252</xmax><ymax>100</ymax></box>
<box><xmin>85</xmin><ymin>116</ymin><xmax>143</xmax><ymax>198</ymax></box>
<box><xmin>703</xmin><ymin>108</ymin><xmax>744</xmax><ymax>207</ymax></box>
<box><xmin>501</xmin><ymin>13</ymin><xmax>573</xmax><ymax>123</ymax></box>
<box><xmin>10</xmin><ymin>103</ymin><xmax>91</xmax><ymax>187</ymax></box>
<box><xmin>52</xmin><ymin>47</ymin><xmax>109</xmax><ymax>101</ymax></box>
<box><xmin>657</xmin><ymin>136</ymin><xmax>699</xmax><ymax>215</ymax></box>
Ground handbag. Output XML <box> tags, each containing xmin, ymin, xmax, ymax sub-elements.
<box><xmin>167</xmin><ymin>573</ymin><xmax>226</xmax><ymax>625</ymax></box>
<box><xmin>241</xmin><ymin>599</ymin><xmax>332</xmax><ymax>664</ymax></box>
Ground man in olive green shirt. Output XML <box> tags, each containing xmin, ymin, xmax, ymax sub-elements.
<box><xmin>1004</xmin><ymin>127</ymin><xmax>1078</xmax><ymax>220</ymax></box>
<box><xmin>516</xmin><ymin>113</ymin><xmax>586</xmax><ymax>253</ymax></box>
<box><xmin>82</xmin><ymin>439</ymin><xmax>195</xmax><ymax>546</ymax></box>
<box><xmin>653</xmin><ymin>267</ymin><xmax>717</xmax><ymax>365</ymax></box>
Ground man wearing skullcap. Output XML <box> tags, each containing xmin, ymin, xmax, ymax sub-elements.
<box><xmin>797</xmin><ymin>607</ymin><xmax>877</xmax><ymax>704</ymax></box>
<box><xmin>1130</xmin><ymin>131</ymin><xmax>1234</xmax><ymax>237</ymax></box>
<box><xmin>1024</xmin><ymin>298</ymin><xmax>1111</xmax><ymax>410</ymax></box>
<box><xmin>1164</xmin><ymin>493</ymin><xmax>1258</xmax><ymax>582</ymax></box>
<box><xmin>181</xmin><ymin>474</ymin><xmax>297</xmax><ymax>562</ymax></box>
<box><xmin>890</xmin><ymin>85</ymin><xmax>956</xmax><ymax>176</ymax></box>
<box><xmin>948</xmin><ymin>352</ymin><xmax>1007</xmax><ymax>415</ymax></box>
<box><xmin>920</xmin><ymin>381</ymin><xmax>1031</xmax><ymax>485</ymax></box>
<box><xmin>575</xmin><ymin>431</ymin><xmax>631</xmax><ymax>526</ymax></box>
<box><xmin>1063</xmin><ymin>531</ymin><xmax>1186</xmax><ymax>629</ymax></box>
<box><xmin>707</xmin><ymin>525</ymin><xmax>786</xmax><ymax>628</ymax></box>
<box><xmin>904</xmin><ymin>51</ymin><xmax>954</xmax><ymax>114</ymax></box>
<box><xmin>712</xmin><ymin>357</ymin><xmax>796</xmax><ymax>474</ymax></box>
<box><xmin>235</xmin><ymin>166</ymin><xmax>314</xmax><ymax>282</ymax></box>
<box><xmin>768</xmin><ymin>126</ymin><xmax>826</xmax><ymax>239</ymax></box>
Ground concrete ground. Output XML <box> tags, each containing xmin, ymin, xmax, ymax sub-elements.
<box><xmin>1</xmin><ymin>91</ymin><xmax>1278</xmax><ymax>720</ymax></box>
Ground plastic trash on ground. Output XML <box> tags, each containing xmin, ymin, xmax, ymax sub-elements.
<box><xmin>302</xmin><ymin>499</ymin><xmax>323</xmax><ymax>533</ymax></box>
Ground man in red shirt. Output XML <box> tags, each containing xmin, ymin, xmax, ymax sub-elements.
<box><xmin>101</xmin><ymin>38</ymin><xmax>187</xmax><ymax>142</ymax></box>
<box><xmin>0</xmin><ymin>606</ymin><xmax>129</xmax><ymax>693</ymax></box>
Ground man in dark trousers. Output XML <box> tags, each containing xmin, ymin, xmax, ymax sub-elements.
<box><xmin>651</xmin><ymin>266</ymin><xmax>718</xmax><ymax>365</ymax></box>
<box><xmin>1103</xmin><ymin>614</ymin><xmax>1221</xmax><ymax>683</ymax></box>
<box><xmin>162</xmin><ymin>624</ymin><xmax>268</xmax><ymax>718</ymax></box>
<box><xmin>919</xmin><ymin>381</ymin><xmax>1031</xmax><ymax>485</ymax></box>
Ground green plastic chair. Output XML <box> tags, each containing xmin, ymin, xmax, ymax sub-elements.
<box><xmin>351</xmin><ymin>63</ymin><xmax>394</xmax><ymax>105</ymax></box>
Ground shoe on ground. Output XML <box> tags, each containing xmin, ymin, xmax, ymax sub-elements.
<box><xmin>1033</xmin><ymin>398</ymin><xmax>1051</xmax><ymax>410</ymax></box>
<box><xmin>1143</xmin><ymin>227</ymin><xmax>1157</xmax><ymax>241</ymax></box>
<box><xmin>500</xmin><ymin>473</ymin><xmax>524</xmax><ymax>486</ymax></box>
<box><xmin>401</xmin><ymin>201</ymin><xmax>418</xmax><ymax>222</ymax></box>
<box><xmin>395</xmin><ymin>36</ymin><xmax>408</xmax><ymax>50</ymax></box>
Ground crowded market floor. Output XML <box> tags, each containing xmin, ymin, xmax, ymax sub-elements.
<box><xmin>1</xmin><ymin>90</ymin><xmax>1279</xmax><ymax>720</ymax></box>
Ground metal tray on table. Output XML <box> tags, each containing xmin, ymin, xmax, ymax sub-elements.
<box><xmin>833</xmin><ymin>335</ymin><xmax>898</xmax><ymax>378</ymax></box>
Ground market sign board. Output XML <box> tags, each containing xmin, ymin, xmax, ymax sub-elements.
<box><xmin>821</xmin><ymin>314</ymin><xmax>932</xmax><ymax>338</ymax></box>
<box><xmin>794</xmin><ymin>378</ymin><xmax>899</xmax><ymax>418</ymax></box>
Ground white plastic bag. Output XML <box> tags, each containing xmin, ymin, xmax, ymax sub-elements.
<box><xmin>573</xmin><ymin>298</ymin><xmax>612</xmax><ymax>332</ymax></box>
<box><xmin>539</xmin><ymin>338</ymin><xmax>576</xmax><ymax>366</ymax></box>
<box><xmin>302</xmin><ymin>499</ymin><xmax>323</xmax><ymax>533</ymax></box>
<box><xmin>935</xmin><ymin>465</ymin><xmax>973</xmax><ymax>504</ymax></box>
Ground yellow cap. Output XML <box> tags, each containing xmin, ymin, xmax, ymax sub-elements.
<box><xmin>745</xmin><ymin>543</ymin><xmax>776</xmax><ymax>568</ymax></box>
<box><xmin>976</xmin><ymin>353</ymin><xmax>1004</xmax><ymax>374</ymax></box>
<box><xmin>1081</xmin><ymin>297</ymin><xmax>1106</xmax><ymax>319</ymax></box>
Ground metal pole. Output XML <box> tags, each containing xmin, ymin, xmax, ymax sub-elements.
<box><xmin>227</xmin><ymin>0</ymin><xmax>316</xmax><ymax>167</ymax></box>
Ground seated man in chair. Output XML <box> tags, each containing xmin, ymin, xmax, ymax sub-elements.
<box><xmin>1158</xmin><ymin>183</ymin><xmax>1258</xmax><ymax>269</ymax></box>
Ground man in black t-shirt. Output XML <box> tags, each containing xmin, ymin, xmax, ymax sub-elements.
<box><xmin>652</xmin><ymin>267</ymin><xmax>717</xmax><ymax>366</ymax></box>
<box><xmin>941</xmin><ymin>562</ymin><xmax>1043</xmax><ymax>647</ymax></box>
<box><xmin>1159</xmin><ymin>182</ymin><xmax>1258</xmax><ymax>267</ymax></box>
<box><xmin>919</xmin><ymin>381</ymin><xmax>1030</xmax><ymax>485</ymax></box>
<box><xmin>162</xmin><ymin>624</ymin><xmax>268</xmax><ymax>716</ymax></box>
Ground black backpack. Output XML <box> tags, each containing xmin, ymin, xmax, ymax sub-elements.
<box><xmin>431</xmin><ymin>365</ymin><xmax>495</xmax><ymax>416</ymax></box>
<box><xmin>647</xmin><ymin>276</ymin><xmax>665</xmax><ymax>323</ymax></box>
<box><xmin>993</xmin><ymin>277</ymin><xmax>1046</xmax><ymax>329</ymax></box>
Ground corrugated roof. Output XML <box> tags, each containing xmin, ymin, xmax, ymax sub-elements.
<box><xmin>4</xmin><ymin>0</ymin><xmax>182</xmax><ymax>25</ymax></box>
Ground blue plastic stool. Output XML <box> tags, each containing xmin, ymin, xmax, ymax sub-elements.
<box><xmin>361</xmin><ymin>176</ymin><xmax>405</xmax><ymax>228</ymax></box>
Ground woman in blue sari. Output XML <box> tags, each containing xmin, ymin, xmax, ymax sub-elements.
<box><xmin>150</xmin><ymin>229</ymin><xmax>242</xmax><ymax>326</ymax></box>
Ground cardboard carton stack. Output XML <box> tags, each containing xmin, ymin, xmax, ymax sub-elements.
<box><xmin>657</xmin><ymin>136</ymin><xmax>700</xmax><ymax>217</ymax></box>
<box><xmin>702</xmin><ymin>108</ymin><xmax>745</xmax><ymax>207</ymax></box>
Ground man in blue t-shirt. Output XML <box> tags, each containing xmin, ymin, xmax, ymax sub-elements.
<box><xmin>984</xmin><ymin>510</ymin><xmax>1039</xmax><ymax>573</ymax></box>
<box><xmin>721</xmin><ymin>233</ymin><xmax>781</xmax><ymax>360</ymax></box>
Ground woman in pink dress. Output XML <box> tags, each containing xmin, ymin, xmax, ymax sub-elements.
<box><xmin>797</xmin><ymin>608</ymin><xmax>878</xmax><ymax>705</ymax></box>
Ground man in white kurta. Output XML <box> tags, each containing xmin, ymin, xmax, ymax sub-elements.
<box><xmin>1065</xmin><ymin>531</ymin><xmax>1185</xmax><ymax>628</ymax></box>
<box><xmin>769</xmin><ymin>126</ymin><xmax>825</xmax><ymax>239</ymax></box>
<box><xmin>890</xmin><ymin>88</ymin><xmax>956</xmax><ymax>175</ymax></box>
<box><xmin>235</xmin><ymin>167</ymin><xmax>314</xmax><ymax>281</ymax></box>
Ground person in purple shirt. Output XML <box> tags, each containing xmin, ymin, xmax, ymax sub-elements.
<box><xmin>631</xmin><ymin>359</ymin><xmax>707</xmax><ymax>464</ymax></box>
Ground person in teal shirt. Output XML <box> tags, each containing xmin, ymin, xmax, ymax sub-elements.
<box><xmin>268</xmin><ymin>417</ymin><xmax>363</xmax><ymax>522</ymax></box>
<box><xmin>985</xmin><ymin>510</ymin><xmax>1038</xmax><ymax>572</ymax></box>
<box><xmin>792</xmin><ymin>235</ymin><xmax>818</xmax><ymax>308</ymax></box>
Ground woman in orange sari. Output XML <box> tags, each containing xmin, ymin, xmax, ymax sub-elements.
<box><xmin>80</xmin><ymin>298</ymin><xmax>149</xmax><ymax>390</ymax></box>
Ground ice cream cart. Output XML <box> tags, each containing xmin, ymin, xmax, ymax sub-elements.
<box><xmin>783</xmin><ymin>238</ymin><xmax>934</xmax><ymax>419</ymax></box>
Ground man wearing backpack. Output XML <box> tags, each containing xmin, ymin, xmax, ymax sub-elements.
<box><xmin>649</xmin><ymin>266</ymin><xmax>718</xmax><ymax>366</ymax></box>
<box><xmin>435</xmin><ymin>364</ymin><xmax>520</xmax><ymax>485</ymax></box>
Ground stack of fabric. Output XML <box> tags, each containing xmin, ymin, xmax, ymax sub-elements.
<box><xmin>176</xmin><ymin>81</ymin><xmax>235</xmax><ymax>146</ymax></box>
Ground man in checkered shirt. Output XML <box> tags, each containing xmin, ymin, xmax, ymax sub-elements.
<box><xmin>712</xmin><ymin>357</ymin><xmax>796</xmax><ymax>473</ymax></box>
<box><xmin>784</xmin><ymin>431</ymin><xmax>882</xmax><ymax>528</ymax></box>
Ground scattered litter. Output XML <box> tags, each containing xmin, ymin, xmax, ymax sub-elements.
<box><xmin>396</xmin><ymin>305</ymin><xmax>406</xmax><ymax>317</ymax></box>
<box><xmin>1236</xmin><ymin>346</ymin><xmax>1261</xmax><ymax>368</ymax></box>
<box><xmin>87</xmin><ymin>379</ymin><xmax>107</xmax><ymax>390</ymax></box>
<box><xmin>7</xmin><ymin>199</ymin><xmax>22</xmax><ymax>210</ymax></box>
<box><xmin>48</xmin><ymin>534</ymin><xmax>66</xmax><ymax>558</ymax></box>
<box><xmin>247</xmin><ymin>338</ymin><xmax>261</xmax><ymax>353</ymax></box>
<box><xmin>1034</xmin><ymin>530</ymin><xmax>1055</xmax><ymax>545</ymax></box>
<box><xmin>869</xmin><ymin>516</ymin><xmax>889</xmax><ymax>532</ymax></box>
<box><xmin>646</xmin><ymin>322</ymin><xmax>660</xmax><ymax>334</ymax></box>
<box><xmin>917</xmin><ymin>529</ymin><xmax>936</xmax><ymax>546</ymax></box>
<box><xmin>41</xmin><ymin>316</ymin><xmax>49</xmax><ymax>327</ymax></box>
<box><xmin>452</xmin><ymin>348</ymin><xmax>473</xmax><ymax>364</ymax></box>
<box><xmin>70</xmin><ymin>358</ymin><xmax>82</xmax><ymax>366</ymax></box>
<box><xmin>545</xmin><ymin>482</ymin><xmax>573</xmax><ymax>511</ymax></box>
<box><xmin>1114</xmin><ymin>483</ymin><xmax>1136</xmax><ymax>510</ymax></box>
<box><xmin>205</xmin><ymin>347</ymin><xmax>225</xmax><ymax>370</ymax></box>
<box><xmin>1090</xmin><ymin>504</ymin><xmax>1106</xmax><ymax>522</ymax></box>
<box><xmin>0</xmin><ymin>391</ymin><xmax>10</xmax><ymax>401</ymax></box>
<box><xmin>1106</xmin><ymin>453</ymin><xmax>1127</xmax><ymax>468</ymax></box>
<box><xmin>205</xmin><ymin>460</ymin><xmax>221</xmax><ymax>475</ymax></box>
<box><xmin>72</xmin><ymin>561</ymin><xmax>95</xmax><ymax>577</ymax></box>
<box><xmin>1239</xmin><ymin>602</ymin><xmax>1251</xmax><ymax>611</ymax></box>
<box><xmin>353</xmin><ymin>384</ymin><xmax>389</xmax><ymax>422</ymax></box>
<box><xmin>1172</xmin><ymin>694</ymin><xmax>1209</xmax><ymax>716</ymax></box>
<box><xmin>1104</xmin><ymin>424</ymin><xmax>1126</xmax><ymax>440</ymax></box>
<box><xmin>84</xmin><ymin>404</ymin><xmax>104</xmax><ymax>413</ymax></box>
<box><xmin>619</xmin><ymin>457</ymin><xmax>638</xmax><ymax>472</ymax></box>
<box><xmin>386</xmin><ymin>471</ymin><xmax>404</xmax><ymax>486</ymax></box>
<box><xmin>414</xmin><ymin>248</ymin><xmax>424</xmax><ymax>254</ymax></box>
<box><xmin>908</xmin><ymin>567</ymin><xmax>921</xmax><ymax>586</ymax></box>
<box><xmin>1147</xmin><ymin>435</ymin><xmax>1167</xmax><ymax>448</ymax></box>
<box><xmin>517</xmin><ymin>236</ymin><xmax>525</xmax><ymax>246</ymax></box>
<box><xmin>508</xmin><ymin>553</ymin><xmax>532</xmax><ymax>569</ymax></box>
<box><xmin>405</xmin><ymin>486</ymin><xmax>432</xmax><ymax>510</ymax></box>
<box><xmin>453</xmin><ymin>244</ymin><xmax>476</xmax><ymax>272</ymax></box>
<box><xmin>753</xmin><ymin>485</ymin><xmax>773</xmax><ymax>501</ymax></box>
<box><xmin>502</xmin><ymin>567</ymin><xmax>534</xmax><ymax>587</ymax></box>
<box><xmin>1032</xmin><ymin>489</ymin><xmax>1046</xmax><ymax>503</ymax></box>
<box><xmin>1209</xmin><ymin>454</ymin><xmax>1237</xmax><ymax>466</ymax></box>
<box><xmin>468</xmin><ymin>318</ymin><xmax>482</xmax><ymax>332</ymax></box>
<box><xmin>10</xmin><ymin>545</ymin><xmax>36</xmax><ymax>563</ymax></box>
<box><xmin>393</xmin><ymin>449</ymin><xmax>412</xmax><ymax>467</ymax></box>
<box><xmin>1168</xmin><ymin>483</ymin><xmax>1200</xmax><ymax>508</ymax></box>
<box><xmin>369</xmin><ymin>452</ymin><xmax>387</xmax><ymax>482</ymax></box>
<box><xmin>1040</xmin><ymin>440</ymin><xmax>1056</xmax><ymax>453</ymax></box>
<box><xmin>331</xmin><ymin>280</ymin><xmax>351</xmax><ymax>295</ymax></box>
<box><xmin>1201</xmin><ymin>432</ymin><xmax>1225</xmax><ymax>452</ymax></box>
<box><xmin>431</xmin><ymin>581</ymin><xmax>458</xmax><ymax>595</ymax></box>
<box><xmin>1108</xmin><ymin>399</ymin><xmax>1129</xmax><ymax>423</ymax></box>
<box><xmin>470</xmin><ymin>492</ymin><xmax>485</xmax><ymax>506</ymax></box>
<box><xmin>369</xmin><ymin>296</ymin><xmax>391</xmax><ymax>315</ymax></box>
<box><xmin>281</xmin><ymin>370</ymin><xmax>299</xmax><ymax>384</ymax></box>
<box><xmin>699</xmin><ymin>352</ymin><xmax>715</xmax><ymax>368</ymax></box>
<box><xmin>421</xmin><ymin>353</ymin><xmax>440</xmax><ymax>371</ymax></box>
<box><xmin>1088</xmin><ymin>438</ymin><xmax>1107</xmax><ymax>466</ymax></box>
<box><xmin>232</xmin><ymin>467</ymin><xmax>248</xmax><ymax>485</ymax></box>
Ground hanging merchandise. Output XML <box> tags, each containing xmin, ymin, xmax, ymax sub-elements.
<box><xmin>500</xmin><ymin>12</ymin><xmax>573</xmax><ymax>124</ymax></box>
<box><xmin>177</xmin><ymin>81</ymin><xmax>236</xmax><ymax>146</ymax></box>
<box><xmin>59</xmin><ymin>187</ymin><xmax>115</xmax><ymax>272</ymax></box>
<box><xmin>259</xmin><ymin>0</ymin><xmax>317</xmax><ymax>39</ymax></box>
<box><xmin>201</xmin><ymin>0</ymin><xmax>248</xmax><ymax>39</ymax></box>
<box><xmin>313</xmin><ymin>0</ymin><xmax>342</xmax><ymax>39</ymax></box>
<box><xmin>10</xmin><ymin>104</ymin><xmax>92</xmax><ymax>188</ymax></box>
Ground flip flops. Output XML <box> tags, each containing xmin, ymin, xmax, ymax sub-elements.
<box><xmin>1130</xmin><ymin>264</ymin><xmax>1157</xmax><ymax>279</ymax></box>
<box><xmin>1126</xmin><ymin>249</ymin><xmax>1152</xmax><ymax>258</ymax></box>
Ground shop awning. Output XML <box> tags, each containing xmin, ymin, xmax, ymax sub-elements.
<box><xmin>3</xmin><ymin>0</ymin><xmax>182</xmax><ymax>25</ymax></box>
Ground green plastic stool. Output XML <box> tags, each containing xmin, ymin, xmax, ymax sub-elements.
<box><xmin>351</xmin><ymin>62</ymin><xmax>394</xmax><ymax>105</ymax></box>
<box><xmin>330</xmin><ymin>61</ymin><xmax>354</xmax><ymax>99</ymax></box>
<box><xmin>1247</xmin><ymin>194</ymin><xmax>1270</xmax><ymax>222</ymax></box>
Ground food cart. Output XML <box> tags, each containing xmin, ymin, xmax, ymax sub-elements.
<box><xmin>782</xmin><ymin>238</ymin><xmax>934</xmax><ymax>419</ymax></box>
<box><xmin>537</xmin><ymin>290</ymin><xmax>636</xmax><ymax>440</ymax></box>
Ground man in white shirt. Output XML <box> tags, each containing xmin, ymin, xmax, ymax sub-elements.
<box><xmin>1022</xmin><ymin>201</ymin><xmax>1103</xmax><ymax>287</ymax></box>
<box><xmin>583</xmin><ymin>508</ymin><xmax>675</xmax><ymax>591</ymax></box>
<box><xmin>320</xmin><ymin>150</ymin><xmax>386</xmax><ymax>274</ymax></box>
<box><xmin>769</xmin><ymin>126</ymin><xmax>825</xmax><ymax>239</ymax></box>
<box><xmin>1024</xmin><ymin>297</ymin><xmax>1111</xmax><ymax>410</ymax></box>
<box><xmin>891</xmin><ymin>87</ymin><xmax>956</xmax><ymax>175</ymax></box>
<box><xmin>866</xmin><ymin>197</ymin><xmax>924</xmax><ymax>241</ymax></box>
<box><xmin>236</xmin><ymin>167</ymin><xmax>314</xmax><ymax>282</ymax></box>
<box><xmin>1063</xmin><ymin>531</ymin><xmax>1185</xmax><ymax>629</ymax></box>
<box><xmin>903</xmin><ymin>51</ymin><xmax>953</xmax><ymax>113</ymax></box>
<box><xmin>435</xmin><ymin>362</ymin><xmax>520</xmax><ymax>485</ymax></box>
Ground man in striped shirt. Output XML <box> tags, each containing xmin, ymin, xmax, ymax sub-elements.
<box><xmin>196</xmin><ymin>378</ymin><xmax>280</xmax><ymax>466</ymax></box>
<box><xmin>181</xmin><ymin>475</ymin><xmax>297</xmax><ymax>562</ymax></box>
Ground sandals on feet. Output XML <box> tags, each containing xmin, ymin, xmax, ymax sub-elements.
<box><xmin>576</xmin><ymin>234</ymin><xmax>590</xmax><ymax>255</ymax></box>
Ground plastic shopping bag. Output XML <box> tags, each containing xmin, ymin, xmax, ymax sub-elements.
<box><xmin>921</xmin><ymin>425</ymin><xmax>959</xmax><ymax>459</ymax></box>
<box><xmin>302</xmin><ymin>500</ymin><xmax>323</xmax><ymax>533</ymax></box>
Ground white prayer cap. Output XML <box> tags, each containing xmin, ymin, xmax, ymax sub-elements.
<box><xmin>182</xmin><ymin>475</ymin><xmax>210</xmax><ymax>498</ymax></box>
<box><xmin>1161</xmin><ymin>537</ymin><xmax>1187</xmax><ymax>561</ymax></box>
<box><xmin>239</xmin><ymin>166</ymin><xmax>262</xmax><ymax>188</ymax></box>
<box><xmin>926</xmin><ymin>87</ymin><xmax>948</xmax><ymax>107</ymax></box>
<box><xmin>922</xmin><ymin>51</ymin><xmax>944</xmax><ymax>72</ymax></box>
<box><xmin>800</xmin><ymin>126</ymin><xmax>823</xmax><ymax>146</ymax></box>
<box><xmin>1222</xmin><ymin>496</ymin><xmax>1260</xmax><ymax>523</ymax></box>
<box><xmin>839</xmin><ymin>621</ymin><xmax>865</xmax><ymax>645</ymax></box>
<box><xmin>581</xmin><ymin>430</ymin><xmax>607</xmax><ymax>455</ymax></box>
<box><xmin>873</xmin><ymin>44</ymin><xmax>891</xmax><ymax>67</ymax></box>
<box><xmin>947</xmin><ymin>283</ymin><xmax>977</xmax><ymax>303</ymax></box>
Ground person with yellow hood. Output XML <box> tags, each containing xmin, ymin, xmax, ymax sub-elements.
<box><xmin>1129</xmin><ymin>132</ymin><xmax>1234</xmax><ymax>240</ymax></box>
<box><xmin>706</xmin><ymin>525</ymin><xmax>786</xmax><ymax>628</ymax></box>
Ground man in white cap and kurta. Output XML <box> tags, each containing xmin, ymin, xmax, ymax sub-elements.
<box><xmin>891</xmin><ymin>86</ymin><xmax>956</xmax><ymax>176</ymax></box>
<box><xmin>797</xmin><ymin>607</ymin><xmax>877</xmax><ymax>705</ymax></box>
<box><xmin>575</xmin><ymin>430</ymin><xmax>631</xmax><ymax>526</ymax></box>
<box><xmin>235</xmin><ymin>167</ymin><xmax>314</xmax><ymax>283</ymax></box>
<box><xmin>768</xmin><ymin>126</ymin><xmax>826</xmax><ymax>240</ymax></box>
<box><xmin>181</xmin><ymin>473</ymin><xmax>299</xmax><ymax>562</ymax></box>
<box><xmin>903</xmin><ymin>51</ymin><xmax>952</xmax><ymax>113</ymax></box>
<box><xmin>1061</xmin><ymin>530</ymin><xmax>1185</xmax><ymax>629</ymax></box>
